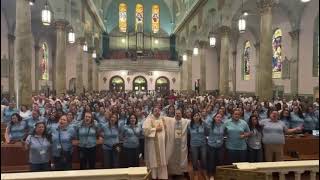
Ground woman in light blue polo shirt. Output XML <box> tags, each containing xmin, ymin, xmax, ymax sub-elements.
<box><xmin>121</xmin><ymin>114</ymin><xmax>142</xmax><ymax>167</ymax></box>
<box><xmin>100</xmin><ymin>114</ymin><xmax>121</xmax><ymax>169</ymax></box>
<box><xmin>50</xmin><ymin>115</ymin><xmax>76</xmax><ymax>170</ymax></box>
<box><xmin>207</xmin><ymin>113</ymin><xmax>225</xmax><ymax>178</ymax></box>
<box><xmin>24</xmin><ymin>121</ymin><xmax>51</xmax><ymax>172</ymax></box>
<box><xmin>5</xmin><ymin>113</ymin><xmax>27</xmax><ymax>143</ymax></box>
<box><xmin>247</xmin><ymin>115</ymin><xmax>263</xmax><ymax>162</ymax></box>
<box><xmin>223</xmin><ymin>109</ymin><xmax>250</xmax><ymax>164</ymax></box>
<box><xmin>74</xmin><ymin>112</ymin><xmax>100</xmax><ymax>169</ymax></box>
<box><xmin>289</xmin><ymin>106</ymin><xmax>304</xmax><ymax>129</ymax></box>
<box><xmin>188</xmin><ymin>112</ymin><xmax>208</xmax><ymax>178</ymax></box>
<box><xmin>303</xmin><ymin>105</ymin><xmax>319</xmax><ymax>133</ymax></box>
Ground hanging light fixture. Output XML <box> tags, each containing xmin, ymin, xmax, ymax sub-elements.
<box><xmin>68</xmin><ymin>28</ymin><xmax>75</xmax><ymax>43</ymax></box>
<box><xmin>41</xmin><ymin>0</ymin><xmax>51</xmax><ymax>26</ymax></box>
<box><xmin>183</xmin><ymin>54</ymin><xmax>187</xmax><ymax>61</ymax></box>
<box><xmin>92</xmin><ymin>50</ymin><xmax>97</xmax><ymax>59</ymax></box>
<box><xmin>300</xmin><ymin>0</ymin><xmax>311</xmax><ymax>2</ymax></box>
<box><xmin>238</xmin><ymin>0</ymin><xmax>246</xmax><ymax>33</ymax></box>
<box><xmin>209</xmin><ymin>34</ymin><xmax>216</xmax><ymax>47</ymax></box>
<box><xmin>29</xmin><ymin>0</ymin><xmax>35</xmax><ymax>6</ymax></box>
<box><xmin>83</xmin><ymin>41</ymin><xmax>88</xmax><ymax>52</ymax></box>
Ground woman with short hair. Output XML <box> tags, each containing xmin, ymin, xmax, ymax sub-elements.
<box><xmin>5</xmin><ymin>113</ymin><xmax>27</xmax><ymax>143</ymax></box>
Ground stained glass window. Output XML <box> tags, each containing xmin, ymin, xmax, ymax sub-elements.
<box><xmin>152</xmin><ymin>4</ymin><xmax>160</xmax><ymax>33</ymax></box>
<box><xmin>135</xmin><ymin>4</ymin><xmax>144</xmax><ymax>31</ymax></box>
<box><xmin>119</xmin><ymin>3</ymin><xmax>127</xmax><ymax>32</ymax></box>
<box><xmin>243</xmin><ymin>41</ymin><xmax>251</xmax><ymax>80</ymax></box>
<box><xmin>40</xmin><ymin>43</ymin><xmax>49</xmax><ymax>80</ymax></box>
<box><xmin>272</xmin><ymin>28</ymin><xmax>283</xmax><ymax>79</ymax></box>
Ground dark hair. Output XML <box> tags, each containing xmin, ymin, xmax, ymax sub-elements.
<box><xmin>280</xmin><ymin>109</ymin><xmax>291</xmax><ymax>120</ymax></box>
<box><xmin>190</xmin><ymin>112</ymin><xmax>202</xmax><ymax>128</ymax></box>
<box><xmin>109</xmin><ymin>113</ymin><xmax>119</xmax><ymax>128</ymax></box>
<box><xmin>211</xmin><ymin>113</ymin><xmax>222</xmax><ymax>129</ymax></box>
<box><xmin>126</xmin><ymin>114</ymin><xmax>138</xmax><ymax>125</ymax></box>
<box><xmin>248</xmin><ymin>115</ymin><xmax>262</xmax><ymax>132</ymax></box>
<box><xmin>293</xmin><ymin>106</ymin><xmax>305</xmax><ymax>119</ymax></box>
<box><xmin>9</xmin><ymin>113</ymin><xmax>23</xmax><ymax>130</ymax></box>
<box><xmin>32</xmin><ymin>121</ymin><xmax>51</xmax><ymax>142</ymax></box>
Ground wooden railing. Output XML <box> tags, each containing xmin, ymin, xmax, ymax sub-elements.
<box><xmin>1</xmin><ymin>167</ymin><xmax>150</xmax><ymax>180</ymax></box>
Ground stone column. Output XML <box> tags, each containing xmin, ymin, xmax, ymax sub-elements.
<box><xmin>289</xmin><ymin>30</ymin><xmax>299</xmax><ymax>96</ymax></box>
<box><xmin>257</xmin><ymin>0</ymin><xmax>274</xmax><ymax>100</ymax></box>
<box><xmin>76</xmin><ymin>37</ymin><xmax>84</xmax><ymax>95</ymax></box>
<box><xmin>15</xmin><ymin>0</ymin><xmax>33</xmax><ymax>106</ymax></box>
<box><xmin>95</xmin><ymin>63</ymin><xmax>99</xmax><ymax>91</ymax></box>
<box><xmin>186</xmin><ymin>50</ymin><xmax>193</xmax><ymax>92</ymax></box>
<box><xmin>34</xmin><ymin>44</ymin><xmax>41</xmax><ymax>94</ymax></box>
<box><xmin>254</xmin><ymin>42</ymin><xmax>260</xmax><ymax>96</ymax></box>
<box><xmin>88</xmin><ymin>51</ymin><xmax>93</xmax><ymax>92</ymax></box>
<box><xmin>219</xmin><ymin>26</ymin><xmax>231</xmax><ymax>95</ymax></box>
<box><xmin>54</xmin><ymin>20</ymin><xmax>68</xmax><ymax>95</ymax></box>
<box><xmin>232</xmin><ymin>51</ymin><xmax>237</xmax><ymax>94</ymax></box>
<box><xmin>199</xmin><ymin>41</ymin><xmax>207</xmax><ymax>93</ymax></box>
<box><xmin>8</xmin><ymin>34</ymin><xmax>15</xmax><ymax>100</ymax></box>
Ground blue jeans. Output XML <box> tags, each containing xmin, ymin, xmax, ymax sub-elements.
<box><xmin>53</xmin><ymin>151</ymin><xmax>72</xmax><ymax>170</ymax></box>
<box><xmin>190</xmin><ymin>145</ymin><xmax>206</xmax><ymax>171</ymax></box>
<box><xmin>103</xmin><ymin>149</ymin><xmax>120</xmax><ymax>169</ymax></box>
<box><xmin>247</xmin><ymin>147</ymin><xmax>263</xmax><ymax>163</ymax></box>
<box><xmin>30</xmin><ymin>162</ymin><xmax>50</xmax><ymax>172</ymax></box>
<box><xmin>123</xmin><ymin>147</ymin><xmax>139</xmax><ymax>167</ymax></box>
<box><xmin>227</xmin><ymin>149</ymin><xmax>247</xmax><ymax>165</ymax></box>
<box><xmin>207</xmin><ymin>145</ymin><xmax>223</xmax><ymax>175</ymax></box>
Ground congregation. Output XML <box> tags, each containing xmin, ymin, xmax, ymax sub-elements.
<box><xmin>1</xmin><ymin>91</ymin><xmax>319</xmax><ymax>180</ymax></box>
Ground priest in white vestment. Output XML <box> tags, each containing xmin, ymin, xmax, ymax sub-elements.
<box><xmin>165</xmin><ymin>109</ymin><xmax>190</xmax><ymax>179</ymax></box>
<box><xmin>143</xmin><ymin>106</ymin><xmax>168</xmax><ymax>179</ymax></box>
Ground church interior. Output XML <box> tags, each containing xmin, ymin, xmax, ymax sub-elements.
<box><xmin>1</xmin><ymin>0</ymin><xmax>319</xmax><ymax>180</ymax></box>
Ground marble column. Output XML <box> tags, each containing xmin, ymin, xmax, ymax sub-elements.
<box><xmin>54</xmin><ymin>20</ymin><xmax>68</xmax><ymax>95</ymax></box>
<box><xmin>232</xmin><ymin>51</ymin><xmax>237</xmax><ymax>94</ymax></box>
<box><xmin>257</xmin><ymin>0</ymin><xmax>274</xmax><ymax>100</ymax></box>
<box><xmin>254</xmin><ymin>42</ymin><xmax>260</xmax><ymax>96</ymax></box>
<box><xmin>8</xmin><ymin>34</ymin><xmax>15</xmax><ymax>100</ymax></box>
<box><xmin>76</xmin><ymin>37</ymin><xmax>84</xmax><ymax>95</ymax></box>
<box><xmin>94</xmin><ymin>37</ymin><xmax>101</xmax><ymax>92</ymax></box>
<box><xmin>186</xmin><ymin>50</ymin><xmax>193</xmax><ymax>92</ymax></box>
<box><xmin>15</xmin><ymin>0</ymin><xmax>32</xmax><ymax>107</ymax></box>
<box><xmin>219</xmin><ymin>26</ymin><xmax>231</xmax><ymax>95</ymax></box>
<box><xmin>199</xmin><ymin>41</ymin><xmax>207</xmax><ymax>93</ymax></box>
<box><xmin>88</xmin><ymin>51</ymin><xmax>93</xmax><ymax>92</ymax></box>
<box><xmin>34</xmin><ymin>44</ymin><xmax>41</xmax><ymax>94</ymax></box>
<box><xmin>289</xmin><ymin>30</ymin><xmax>299</xmax><ymax>96</ymax></box>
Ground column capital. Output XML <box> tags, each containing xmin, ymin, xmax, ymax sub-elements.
<box><xmin>232</xmin><ymin>51</ymin><xmax>237</xmax><ymax>56</ymax></box>
<box><xmin>77</xmin><ymin>37</ymin><xmax>86</xmax><ymax>45</ymax></box>
<box><xmin>34</xmin><ymin>45</ymin><xmax>41</xmax><ymax>51</ymax></box>
<box><xmin>199</xmin><ymin>41</ymin><xmax>209</xmax><ymax>49</ymax></box>
<box><xmin>254</xmin><ymin>42</ymin><xmax>260</xmax><ymax>48</ymax></box>
<box><xmin>288</xmin><ymin>29</ymin><xmax>300</xmax><ymax>40</ymax></box>
<box><xmin>257</xmin><ymin>0</ymin><xmax>274</xmax><ymax>14</ymax></box>
<box><xmin>218</xmin><ymin>26</ymin><xmax>231</xmax><ymax>36</ymax></box>
<box><xmin>54</xmin><ymin>20</ymin><xmax>69</xmax><ymax>30</ymax></box>
<box><xmin>186</xmin><ymin>50</ymin><xmax>193</xmax><ymax>56</ymax></box>
<box><xmin>8</xmin><ymin>34</ymin><xmax>15</xmax><ymax>41</ymax></box>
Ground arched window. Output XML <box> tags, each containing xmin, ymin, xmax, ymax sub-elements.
<box><xmin>155</xmin><ymin>76</ymin><xmax>170</xmax><ymax>93</ymax></box>
<box><xmin>152</xmin><ymin>4</ymin><xmax>160</xmax><ymax>33</ymax></box>
<box><xmin>272</xmin><ymin>28</ymin><xmax>283</xmax><ymax>79</ymax></box>
<box><xmin>40</xmin><ymin>43</ymin><xmax>49</xmax><ymax>80</ymax></box>
<box><xmin>243</xmin><ymin>41</ymin><xmax>251</xmax><ymax>80</ymax></box>
<box><xmin>313</xmin><ymin>15</ymin><xmax>319</xmax><ymax>77</ymax></box>
<box><xmin>133</xmin><ymin>76</ymin><xmax>147</xmax><ymax>91</ymax></box>
<box><xmin>110</xmin><ymin>76</ymin><xmax>125</xmax><ymax>92</ymax></box>
<box><xmin>119</xmin><ymin>3</ymin><xmax>127</xmax><ymax>33</ymax></box>
<box><xmin>135</xmin><ymin>4</ymin><xmax>144</xmax><ymax>32</ymax></box>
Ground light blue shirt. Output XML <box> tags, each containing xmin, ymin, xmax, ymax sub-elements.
<box><xmin>25</xmin><ymin>117</ymin><xmax>41</xmax><ymax>134</ymax></box>
<box><xmin>7</xmin><ymin>121</ymin><xmax>27</xmax><ymax>141</ymax></box>
<box><xmin>50</xmin><ymin>126</ymin><xmax>76</xmax><ymax>157</ymax></box>
<box><xmin>121</xmin><ymin>125</ymin><xmax>142</xmax><ymax>148</ymax></box>
<box><xmin>3</xmin><ymin>108</ymin><xmax>18</xmax><ymax>123</ymax></box>
<box><xmin>26</xmin><ymin>135</ymin><xmax>51</xmax><ymax>164</ymax></box>
<box><xmin>207</xmin><ymin>123</ymin><xmax>224</xmax><ymax>148</ymax></box>
<box><xmin>76</xmin><ymin>121</ymin><xmax>100</xmax><ymax>148</ymax></box>
<box><xmin>188</xmin><ymin>123</ymin><xmax>207</xmax><ymax>147</ymax></box>
<box><xmin>101</xmin><ymin>123</ymin><xmax>120</xmax><ymax>150</ymax></box>
<box><xmin>303</xmin><ymin>113</ymin><xmax>318</xmax><ymax>130</ymax></box>
<box><xmin>223</xmin><ymin>119</ymin><xmax>250</xmax><ymax>150</ymax></box>
<box><xmin>290</xmin><ymin>112</ymin><xmax>304</xmax><ymax>128</ymax></box>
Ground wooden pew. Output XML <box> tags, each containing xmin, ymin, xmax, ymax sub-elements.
<box><xmin>1</xmin><ymin>143</ymin><xmax>29</xmax><ymax>172</ymax></box>
<box><xmin>284</xmin><ymin>134</ymin><xmax>319</xmax><ymax>160</ymax></box>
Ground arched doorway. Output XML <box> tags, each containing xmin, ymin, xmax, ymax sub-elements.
<box><xmin>110</xmin><ymin>76</ymin><xmax>125</xmax><ymax>92</ymax></box>
<box><xmin>155</xmin><ymin>76</ymin><xmax>170</xmax><ymax>94</ymax></box>
<box><xmin>133</xmin><ymin>76</ymin><xmax>147</xmax><ymax>91</ymax></box>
